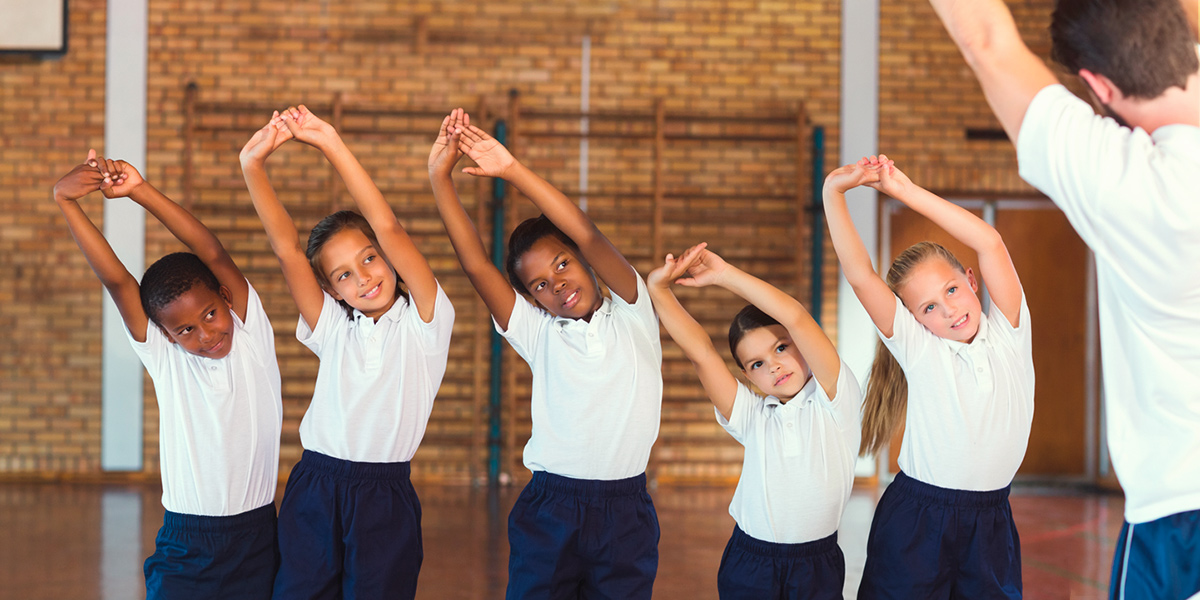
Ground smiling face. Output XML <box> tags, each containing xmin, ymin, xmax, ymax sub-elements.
<box><xmin>897</xmin><ymin>257</ymin><xmax>982</xmax><ymax>343</ymax></box>
<box><xmin>735</xmin><ymin>325</ymin><xmax>811</xmax><ymax>400</ymax></box>
<box><xmin>156</xmin><ymin>284</ymin><xmax>236</xmax><ymax>359</ymax></box>
<box><xmin>514</xmin><ymin>236</ymin><xmax>603</xmax><ymax>320</ymax></box>
<box><xmin>318</xmin><ymin>227</ymin><xmax>399</xmax><ymax>321</ymax></box>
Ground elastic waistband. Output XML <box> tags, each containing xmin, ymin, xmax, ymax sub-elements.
<box><xmin>298</xmin><ymin>450</ymin><xmax>411</xmax><ymax>481</ymax></box>
<box><xmin>163</xmin><ymin>503</ymin><xmax>276</xmax><ymax>533</ymax></box>
<box><xmin>730</xmin><ymin>526</ymin><xmax>840</xmax><ymax>559</ymax></box>
<box><xmin>892</xmin><ymin>471</ymin><xmax>1010</xmax><ymax>508</ymax></box>
<box><xmin>529</xmin><ymin>471</ymin><xmax>647</xmax><ymax>498</ymax></box>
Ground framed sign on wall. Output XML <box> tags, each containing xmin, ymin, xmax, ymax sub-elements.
<box><xmin>0</xmin><ymin>0</ymin><xmax>67</xmax><ymax>55</ymax></box>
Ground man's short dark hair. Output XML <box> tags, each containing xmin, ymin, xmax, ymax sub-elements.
<box><xmin>1051</xmin><ymin>0</ymin><xmax>1198</xmax><ymax>99</ymax></box>
<box><xmin>140</xmin><ymin>252</ymin><xmax>221</xmax><ymax>325</ymax></box>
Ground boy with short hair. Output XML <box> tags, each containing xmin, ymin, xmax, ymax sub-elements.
<box><xmin>54</xmin><ymin>150</ymin><xmax>282</xmax><ymax>599</ymax></box>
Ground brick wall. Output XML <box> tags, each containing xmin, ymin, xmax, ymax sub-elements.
<box><xmin>3</xmin><ymin>0</ymin><xmax>1064</xmax><ymax>482</ymax></box>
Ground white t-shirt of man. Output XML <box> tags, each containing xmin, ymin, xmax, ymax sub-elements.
<box><xmin>496</xmin><ymin>275</ymin><xmax>663</xmax><ymax>481</ymax></box>
<box><xmin>127</xmin><ymin>281</ymin><xmax>282</xmax><ymax>517</ymax></box>
<box><xmin>880</xmin><ymin>294</ymin><xmax>1035</xmax><ymax>492</ymax></box>
<box><xmin>297</xmin><ymin>283</ymin><xmax>454</xmax><ymax>463</ymax></box>
<box><xmin>1018</xmin><ymin>83</ymin><xmax>1200</xmax><ymax>523</ymax></box>
<box><xmin>716</xmin><ymin>362</ymin><xmax>862</xmax><ymax>544</ymax></box>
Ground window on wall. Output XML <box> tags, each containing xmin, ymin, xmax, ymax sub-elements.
<box><xmin>0</xmin><ymin>0</ymin><xmax>67</xmax><ymax>55</ymax></box>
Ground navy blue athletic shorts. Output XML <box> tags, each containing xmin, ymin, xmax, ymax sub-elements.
<box><xmin>857</xmin><ymin>471</ymin><xmax>1021</xmax><ymax>600</ymax></box>
<box><xmin>506</xmin><ymin>471</ymin><xmax>659</xmax><ymax>600</ymax></box>
<box><xmin>144</xmin><ymin>502</ymin><xmax>278</xmax><ymax>600</ymax></box>
<box><xmin>1108</xmin><ymin>506</ymin><xmax>1200</xmax><ymax>600</ymax></box>
<box><xmin>717</xmin><ymin>525</ymin><xmax>844</xmax><ymax>600</ymax></box>
<box><xmin>272</xmin><ymin>450</ymin><xmax>422</xmax><ymax>600</ymax></box>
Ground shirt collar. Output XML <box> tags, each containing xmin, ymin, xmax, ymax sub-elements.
<box><xmin>553</xmin><ymin>294</ymin><xmax>613</xmax><ymax>329</ymax></box>
<box><xmin>941</xmin><ymin>309</ymin><xmax>990</xmax><ymax>355</ymax></box>
<box><xmin>764</xmin><ymin>375</ymin><xmax>818</xmax><ymax>409</ymax></box>
<box><xmin>352</xmin><ymin>294</ymin><xmax>407</xmax><ymax>326</ymax></box>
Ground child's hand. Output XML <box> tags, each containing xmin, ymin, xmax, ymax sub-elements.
<box><xmin>428</xmin><ymin>108</ymin><xmax>468</xmax><ymax>178</ymax></box>
<box><xmin>676</xmin><ymin>247</ymin><xmax>730</xmax><ymax>288</ymax></box>
<box><xmin>863</xmin><ymin>154</ymin><xmax>914</xmax><ymax>199</ymax></box>
<box><xmin>456</xmin><ymin>125</ymin><xmax>517</xmax><ymax>179</ymax></box>
<box><xmin>279</xmin><ymin>104</ymin><xmax>337</xmax><ymax>149</ymax></box>
<box><xmin>649</xmin><ymin>242</ymin><xmax>708</xmax><ymax>289</ymax></box>
<box><xmin>240</xmin><ymin>111</ymin><xmax>292</xmax><ymax>166</ymax></box>
<box><xmin>823</xmin><ymin>161</ymin><xmax>881</xmax><ymax>194</ymax></box>
<box><xmin>53</xmin><ymin>150</ymin><xmax>109</xmax><ymax>202</ymax></box>
<box><xmin>96</xmin><ymin>156</ymin><xmax>145</xmax><ymax>199</ymax></box>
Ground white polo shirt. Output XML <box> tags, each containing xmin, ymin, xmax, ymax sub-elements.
<box><xmin>297</xmin><ymin>283</ymin><xmax>454</xmax><ymax>463</ymax></box>
<box><xmin>880</xmin><ymin>294</ymin><xmax>1034</xmax><ymax>491</ymax></box>
<box><xmin>716</xmin><ymin>362</ymin><xmax>862</xmax><ymax>544</ymax></box>
<box><xmin>1018</xmin><ymin>83</ymin><xmax>1200</xmax><ymax>523</ymax></box>
<box><xmin>127</xmin><ymin>281</ymin><xmax>282</xmax><ymax>517</ymax></box>
<box><xmin>496</xmin><ymin>275</ymin><xmax>663</xmax><ymax>480</ymax></box>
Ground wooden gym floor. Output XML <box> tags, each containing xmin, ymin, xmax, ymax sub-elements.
<box><xmin>0</xmin><ymin>480</ymin><xmax>1124</xmax><ymax>599</ymax></box>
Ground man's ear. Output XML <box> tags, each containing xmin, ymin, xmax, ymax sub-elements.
<box><xmin>1079</xmin><ymin>68</ymin><xmax>1119</xmax><ymax>105</ymax></box>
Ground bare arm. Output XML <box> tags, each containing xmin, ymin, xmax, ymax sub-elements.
<box><xmin>647</xmin><ymin>244</ymin><xmax>739</xmax><ymax>419</ymax></box>
<box><xmin>456</xmin><ymin>125</ymin><xmax>640</xmax><ymax>304</ymax></box>
<box><xmin>282</xmin><ymin>105</ymin><xmax>440</xmax><ymax>322</ymax></box>
<box><xmin>870</xmin><ymin>156</ymin><xmax>1022</xmax><ymax>325</ymax></box>
<box><xmin>1185</xmin><ymin>0</ymin><xmax>1199</xmax><ymax>42</ymax></box>
<box><xmin>99</xmin><ymin>157</ymin><xmax>249</xmax><ymax>321</ymax></box>
<box><xmin>239</xmin><ymin>114</ymin><xmax>326</xmax><ymax>329</ymax></box>
<box><xmin>54</xmin><ymin>152</ymin><xmax>149</xmax><ymax>341</ymax></box>
<box><xmin>822</xmin><ymin>163</ymin><xmax>899</xmax><ymax>337</ymax></box>
<box><xmin>927</xmin><ymin>0</ymin><xmax>1060</xmax><ymax>145</ymax></box>
<box><xmin>429</xmin><ymin>110</ymin><xmax>519</xmax><ymax>329</ymax></box>
<box><xmin>677</xmin><ymin>245</ymin><xmax>841</xmax><ymax>400</ymax></box>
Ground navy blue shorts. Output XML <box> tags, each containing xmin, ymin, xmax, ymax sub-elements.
<box><xmin>717</xmin><ymin>525</ymin><xmax>845</xmax><ymax>600</ymax></box>
<box><xmin>272</xmin><ymin>450</ymin><xmax>422</xmax><ymax>600</ymax></box>
<box><xmin>1108</xmin><ymin>507</ymin><xmax>1200</xmax><ymax>599</ymax></box>
<box><xmin>144</xmin><ymin>502</ymin><xmax>279</xmax><ymax>600</ymax></box>
<box><xmin>857</xmin><ymin>472</ymin><xmax>1021</xmax><ymax>600</ymax></box>
<box><xmin>506</xmin><ymin>471</ymin><xmax>659</xmax><ymax>600</ymax></box>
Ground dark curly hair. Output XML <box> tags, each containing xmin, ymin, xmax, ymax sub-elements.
<box><xmin>727</xmin><ymin>304</ymin><xmax>782</xmax><ymax>370</ymax></box>
<box><xmin>306</xmin><ymin>210</ymin><xmax>404</xmax><ymax>317</ymax></box>
<box><xmin>140</xmin><ymin>252</ymin><xmax>222</xmax><ymax>325</ymax></box>
<box><xmin>506</xmin><ymin>214</ymin><xmax>582</xmax><ymax>294</ymax></box>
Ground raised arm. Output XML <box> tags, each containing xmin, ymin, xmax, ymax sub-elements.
<box><xmin>647</xmin><ymin>244</ymin><xmax>739</xmax><ymax>419</ymax></box>
<box><xmin>281</xmin><ymin>105</ymin><xmax>440</xmax><ymax>322</ymax></box>
<box><xmin>455</xmin><ymin>125</ymin><xmax>639</xmax><ymax>304</ymax></box>
<box><xmin>239</xmin><ymin>113</ymin><xmax>326</xmax><ymax>329</ymax></box>
<box><xmin>97</xmin><ymin>157</ymin><xmax>249</xmax><ymax>320</ymax></box>
<box><xmin>869</xmin><ymin>156</ymin><xmax>1022</xmax><ymax>325</ymax></box>
<box><xmin>428</xmin><ymin>110</ymin><xmax>518</xmax><ymax>329</ymax></box>
<box><xmin>927</xmin><ymin>0</ymin><xmax>1059</xmax><ymax>144</ymax></box>
<box><xmin>678</xmin><ymin>245</ymin><xmax>841</xmax><ymax>400</ymax></box>
<box><xmin>54</xmin><ymin>150</ymin><xmax>149</xmax><ymax>341</ymax></box>
<box><xmin>822</xmin><ymin>163</ymin><xmax>899</xmax><ymax>337</ymax></box>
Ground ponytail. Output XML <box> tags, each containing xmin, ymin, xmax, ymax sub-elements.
<box><xmin>859</xmin><ymin>241</ymin><xmax>965</xmax><ymax>457</ymax></box>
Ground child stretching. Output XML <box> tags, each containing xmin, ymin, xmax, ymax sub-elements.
<box><xmin>54</xmin><ymin>150</ymin><xmax>282</xmax><ymax>599</ymax></box>
<box><xmin>240</xmin><ymin>107</ymin><xmax>454</xmax><ymax>600</ymax></box>
<box><xmin>429</xmin><ymin>109</ymin><xmax>663</xmax><ymax>599</ymax></box>
<box><xmin>824</xmin><ymin>156</ymin><xmax>1033</xmax><ymax>599</ymax></box>
<box><xmin>647</xmin><ymin>243</ymin><xmax>862</xmax><ymax>600</ymax></box>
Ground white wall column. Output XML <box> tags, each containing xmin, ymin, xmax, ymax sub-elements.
<box><xmin>101</xmin><ymin>0</ymin><xmax>148</xmax><ymax>471</ymax></box>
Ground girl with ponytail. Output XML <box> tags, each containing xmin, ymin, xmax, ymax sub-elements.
<box><xmin>824</xmin><ymin>156</ymin><xmax>1033</xmax><ymax>600</ymax></box>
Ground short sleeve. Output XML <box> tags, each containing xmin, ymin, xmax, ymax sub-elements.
<box><xmin>408</xmin><ymin>282</ymin><xmax>455</xmax><ymax>356</ymax></box>
<box><xmin>715</xmin><ymin>381</ymin><xmax>764</xmax><ymax>445</ymax></box>
<box><xmin>609</xmin><ymin>274</ymin><xmax>660</xmax><ymax>344</ymax></box>
<box><xmin>296</xmin><ymin>292</ymin><xmax>347</xmax><ymax>358</ymax></box>
<box><xmin>494</xmin><ymin>292</ymin><xmax>550</xmax><ymax>362</ymax></box>
<box><xmin>125</xmin><ymin>315</ymin><xmax>169</xmax><ymax>378</ymax></box>
<box><xmin>878</xmin><ymin>295</ymin><xmax>936</xmax><ymax>370</ymax></box>
<box><xmin>812</xmin><ymin>361</ymin><xmax>863</xmax><ymax>430</ymax></box>
<box><xmin>984</xmin><ymin>293</ymin><xmax>1032</xmax><ymax>355</ymax></box>
<box><xmin>240</xmin><ymin>281</ymin><xmax>275</xmax><ymax>353</ymax></box>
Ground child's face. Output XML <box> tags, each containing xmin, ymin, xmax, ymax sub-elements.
<box><xmin>736</xmin><ymin>325</ymin><xmax>811</xmax><ymax>399</ymax></box>
<box><xmin>515</xmin><ymin>236</ymin><xmax>602</xmax><ymax>320</ymax></box>
<box><xmin>897</xmin><ymin>258</ymin><xmax>982</xmax><ymax>343</ymax></box>
<box><xmin>319</xmin><ymin>228</ymin><xmax>399</xmax><ymax>320</ymax></box>
<box><xmin>157</xmin><ymin>284</ymin><xmax>236</xmax><ymax>359</ymax></box>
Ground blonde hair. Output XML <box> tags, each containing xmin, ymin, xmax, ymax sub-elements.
<box><xmin>860</xmin><ymin>241</ymin><xmax>965</xmax><ymax>457</ymax></box>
